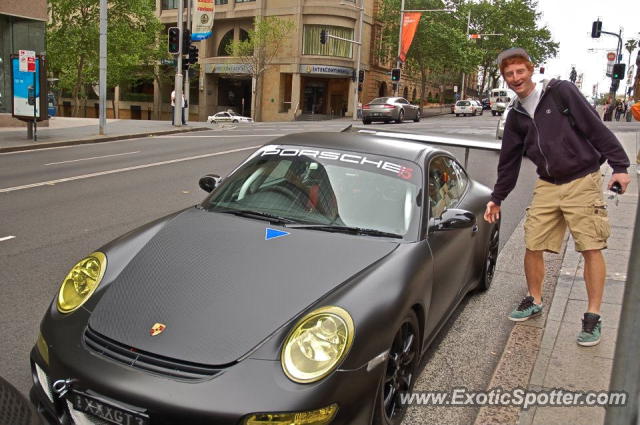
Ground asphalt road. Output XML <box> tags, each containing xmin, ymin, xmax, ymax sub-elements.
<box><xmin>0</xmin><ymin>112</ymin><xmax>538</xmax><ymax>424</ymax></box>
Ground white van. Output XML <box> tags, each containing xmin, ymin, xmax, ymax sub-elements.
<box><xmin>489</xmin><ymin>88</ymin><xmax>515</xmax><ymax>116</ymax></box>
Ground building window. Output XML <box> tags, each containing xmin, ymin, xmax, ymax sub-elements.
<box><xmin>235</xmin><ymin>0</ymin><xmax>255</xmax><ymax>2</ymax></box>
<box><xmin>215</xmin><ymin>0</ymin><xmax>228</xmax><ymax>4</ymax></box>
<box><xmin>218</xmin><ymin>30</ymin><xmax>234</xmax><ymax>56</ymax></box>
<box><xmin>303</xmin><ymin>25</ymin><xmax>353</xmax><ymax>58</ymax></box>
<box><xmin>240</xmin><ymin>29</ymin><xmax>249</xmax><ymax>42</ymax></box>
<box><xmin>161</xmin><ymin>0</ymin><xmax>187</xmax><ymax>10</ymax></box>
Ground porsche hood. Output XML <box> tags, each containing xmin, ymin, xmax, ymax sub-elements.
<box><xmin>88</xmin><ymin>207</ymin><xmax>398</xmax><ymax>365</ymax></box>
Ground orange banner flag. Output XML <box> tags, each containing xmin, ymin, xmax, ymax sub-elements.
<box><xmin>399</xmin><ymin>12</ymin><xmax>422</xmax><ymax>63</ymax></box>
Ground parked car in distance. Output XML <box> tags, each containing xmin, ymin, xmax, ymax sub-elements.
<box><xmin>470</xmin><ymin>100</ymin><xmax>484</xmax><ymax>116</ymax></box>
<box><xmin>362</xmin><ymin>96</ymin><xmax>420</xmax><ymax>124</ymax></box>
<box><xmin>454</xmin><ymin>100</ymin><xmax>480</xmax><ymax>117</ymax></box>
<box><xmin>496</xmin><ymin>105</ymin><xmax>511</xmax><ymax>139</ymax></box>
<box><xmin>208</xmin><ymin>111</ymin><xmax>253</xmax><ymax>124</ymax></box>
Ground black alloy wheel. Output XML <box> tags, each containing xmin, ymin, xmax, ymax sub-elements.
<box><xmin>479</xmin><ymin>223</ymin><xmax>500</xmax><ymax>291</ymax></box>
<box><xmin>374</xmin><ymin>310</ymin><xmax>420</xmax><ymax>425</ymax></box>
<box><xmin>396</xmin><ymin>110</ymin><xmax>404</xmax><ymax>124</ymax></box>
<box><xmin>413</xmin><ymin>110</ymin><xmax>420</xmax><ymax>122</ymax></box>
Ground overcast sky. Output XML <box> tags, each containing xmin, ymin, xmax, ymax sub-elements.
<box><xmin>531</xmin><ymin>0</ymin><xmax>639</xmax><ymax>98</ymax></box>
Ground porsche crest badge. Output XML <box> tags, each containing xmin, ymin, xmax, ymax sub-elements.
<box><xmin>150</xmin><ymin>323</ymin><xmax>166</xmax><ymax>336</ymax></box>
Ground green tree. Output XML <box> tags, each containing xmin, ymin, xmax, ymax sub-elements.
<box><xmin>227</xmin><ymin>16</ymin><xmax>294</xmax><ymax>121</ymax></box>
<box><xmin>625</xmin><ymin>39</ymin><xmax>638</xmax><ymax>101</ymax></box>
<box><xmin>47</xmin><ymin>0</ymin><xmax>165</xmax><ymax>116</ymax></box>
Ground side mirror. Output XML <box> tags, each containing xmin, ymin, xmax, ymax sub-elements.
<box><xmin>199</xmin><ymin>174</ymin><xmax>221</xmax><ymax>193</ymax></box>
<box><xmin>429</xmin><ymin>208</ymin><xmax>476</xmax><ymax>232</ymax></box>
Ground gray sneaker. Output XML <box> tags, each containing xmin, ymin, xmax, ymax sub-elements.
<box><xmin>577</xmin><ymin>313</ymin><xmax>602</xmax><ymax>346</ymax></box>
<box><xmin>509</xmin><ymin>296</ymin><xmax>543</xmax><ymax>321</ymax></box>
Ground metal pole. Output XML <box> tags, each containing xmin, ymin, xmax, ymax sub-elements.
<box><xmin>184</xmin><ymin>0</ymin><xmax>191</xmax><ymax>124</ymax></box>
<box><xmin>99</xmin><ymin>0</ymin><xmax>107</xmax><ymax>135</ymax></box>
<box><xmin>604</xmin><ymin>193</ymin><xmax>640</xmax><ymax>425</ymax></box>
<box><xmin>352</xmin><ymin>0</ymin><xmax>364</xmax><ymax>121</ymax></box>
<box><xmin>394</xmin><ymin>0</ymin><xmax>405</xmax><ymax>97</ymax></box>
<box><xmin>173</xmin><ymin>0</ymin><xmax>185</xmax><ymax>127</ymax></box>
<box><xmin>460</xmin><ymin>11</ymin><xmax>470</xmax><ymax>101</ymax></box>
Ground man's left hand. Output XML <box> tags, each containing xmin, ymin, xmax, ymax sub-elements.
<box><xmin>608</xmin><ymin>173</ymin><xmax>631</xmax><ymax>194</ymax></box>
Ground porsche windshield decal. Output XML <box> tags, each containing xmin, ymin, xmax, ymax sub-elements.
<box><xmin>265</xmin><ymin>228</ymin><xmax>289</xmax><ymax>241</ymax></box>
<box><xmin>260</xmin><ymin>147</ymin><xmax>417</xmax><ymax>181</ymax></box>
<box><xmin>150</xmin><ymin>323</ymin><xmax>166</xmax><ymax>336</ymax></box>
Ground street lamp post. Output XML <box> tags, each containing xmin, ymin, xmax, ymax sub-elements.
<box><xmin>352</xmin><ymin>0</ymin><xmax>364</xmax><ymax>121</ymax></box>
<box><xmin>394</xmin><ymin>2</ymin><xmax>453</xmax><ymax>96</ymax></box>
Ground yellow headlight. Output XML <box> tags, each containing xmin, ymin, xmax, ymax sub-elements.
<box><xmin>281</xmin><ymin>306</ymin><xmax>354</xmax><ymax>384</ymax></box>
<box><xmin>57</xmin><ymin>252</ymin><xmax>107</xmax><ymax>314</ymax></box>
<box><xmin>244</xmin><ymin>404</ymin><xmax>338</xmax><ymax>425</ymax></box>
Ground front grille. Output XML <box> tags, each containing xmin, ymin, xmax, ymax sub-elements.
<box><xmin>84</xmin><ymin>327</ymin><xmax>222</xmax><ymax>381</ymax></box>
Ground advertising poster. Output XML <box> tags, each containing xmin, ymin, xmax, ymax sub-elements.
<box><xmin>192</xmin><ymin>0</ymin><xmax>214</xmax><ymax>41</ymax></box>
<box><xmin>12</xmin><ymin>56</ymin><xmax>41</xmax><ymax>119</ymax></box>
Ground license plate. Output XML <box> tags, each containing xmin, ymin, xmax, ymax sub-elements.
<box><xmin>373</xmin><ymin>113</ymin><xmax>380</xmax><ymax>116</ymax></box>
<box><xmin>70</xmin><ymin>390</ymin><xmax>150</xmax><ymax>425</ymax></box>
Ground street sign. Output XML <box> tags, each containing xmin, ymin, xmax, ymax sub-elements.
<box><xmin>606</xmin><ymin>52</ymin><xmax>616</xmax><ymax>61</ymax></box>
<box><xmin>468</xmin><ymin>34</ymin><xmax>481</xmax><ymax>39</ymax></box>
<box><xmin>453</xmin><ymin>85</ymin><xmax>458</xmax><ymax>93</ymax></box>
<box><xmin>19</xmin><ymin>50</ymin><xmax>36</xmax><ymax>72</ymax></box>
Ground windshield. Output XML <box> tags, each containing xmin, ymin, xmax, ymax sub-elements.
<box><xmin>370</xmin><ymin>97</ymin><xmax>391</xmax><ymax>104</ymax></box>
<box><xmin>203</xmin><ymin>145</ymin><xmax>423</xmax><ymax>239</ymax></box>
<box><xmin>456</xmin><ymin>101</ymin><xmax>470</xmax><ymax>106</ymax></box>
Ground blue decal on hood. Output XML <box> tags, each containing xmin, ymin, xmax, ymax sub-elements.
<box><xmin>265</xmin><ymin>228</ymin><xmax>290</xmax><ymax>241</ymax></box>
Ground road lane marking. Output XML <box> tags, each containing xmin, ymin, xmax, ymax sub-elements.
<box><xmin>0</xmin><ymin>236</ymin><xmax>16</xmax><ymax>242</ymax></box>
<box><xmin>155</xmin><ymin>134</ymin><xmax>285</xmax><ymax>138</ymax></box>
<box><xmin>0</xmin><ymin>145</ymin><xmax>260</xmax><ymax>193</ymax></box>
<box><xmin>44</xmin><ymin>151</ymin><xmax>140</xmax><ymax>166</ymax></box>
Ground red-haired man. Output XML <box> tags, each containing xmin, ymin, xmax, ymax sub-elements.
<box><xmin>484</xmin><ymin>48</ymin><xmax>630</xmax><ymax>346</ymax></box>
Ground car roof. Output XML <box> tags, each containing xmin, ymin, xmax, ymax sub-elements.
<box><xmin>262</xmin><ymin>130</ymin><xmax>444</xmax><ymax>164</ymax></box>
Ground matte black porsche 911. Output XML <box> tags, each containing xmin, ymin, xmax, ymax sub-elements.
<box><xmin>30</xmin><ymin>130</ymin><xmax>500</xmax><ymax>425</ymax></box>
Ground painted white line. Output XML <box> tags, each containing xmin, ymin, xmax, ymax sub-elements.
<box><xmin>44</xmin><ymin>151</ymin><xmax>140</xmax><ymax>166</ymax></box>
<box><xmin>0</xmin><ymin>236</ymin><xmax>16</xmax><ymax>242</ymax></box>
<box><xmin>155</xmin><ymin>134</ymin><xmax>285</xmax><ymax>138</ymax></box>
<box><xmin>0</xmin><ymin>145</ymin><xmax>260</xmax><ymax>194</ymax></box>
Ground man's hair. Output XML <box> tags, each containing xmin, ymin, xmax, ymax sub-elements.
<box><xmin>500</xmin><ymin>55</ymin><xmax>534</xmax><ymax>75</ymax></box>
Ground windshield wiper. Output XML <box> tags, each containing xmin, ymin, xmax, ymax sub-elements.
<box><xmin>218</xmin><ymin>209</ymin><xmax>297</xmax><ymax>224</ymax></box>
<box><xmin>285</xmin><ymin>224</ymin><xmax>402</xmax><ymax>239</ymax></box>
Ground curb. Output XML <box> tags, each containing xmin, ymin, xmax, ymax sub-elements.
<box><xmin>0</xmin><ymin>126</ymin><xmax>212</xmax><ymax>154</ymax></box>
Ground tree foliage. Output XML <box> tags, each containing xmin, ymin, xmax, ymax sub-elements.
<box><xmin>376</xmin><ymin>0</ymin><xmax>558</xmax><ymax>99</ymax></box>
<box><xmin>226</xmin><ymin>16</ymin><xmax>294</xmax><ymax>121</ymax></box>
<box><xmin>47</xmin><ymin>0</ymin><xmax>166</xmax><ymax>116</ymax></box>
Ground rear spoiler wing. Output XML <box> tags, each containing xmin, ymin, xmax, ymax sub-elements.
<box><xmin>342</xmin><ymin>125</ymin><xmax>502</xmax><ymax>168</ymax></box>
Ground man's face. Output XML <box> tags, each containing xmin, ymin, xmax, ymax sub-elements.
<box><xmin>502</xmin><ymin>62</ymin><xmax>535</xmax><ymax>98</ymax></box>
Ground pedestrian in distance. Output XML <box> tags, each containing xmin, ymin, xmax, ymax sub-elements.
<box><xmin>484</xmin><ymin>48</ymin><xmax>631</xmax><ymax>347</ymax></box>
<box><xmin>170</xmin><ymin>90</ymin><xmax>186</xmax><ymax>125</ymax></box>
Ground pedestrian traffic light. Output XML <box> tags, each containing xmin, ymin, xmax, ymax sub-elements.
<box><xmin>320</xmin><ymin>29</ymin><xmax>328</xmax><ymax>45</ymax></box>
<box><xmin>168</xmin><ymin>27</ymin><xmax>180</xmax><ymax>54</ymax></box>
<box><xmin>188</xmin><ymin>45</ymin><xmax>199</xmax><ymax>65</ymax></box>
<box><xmin>182</xmin><ymin>60</ymin><xmax>190</xmax><ymax>71</ymax></box>
<box><xmin>539</xmin><ymin>66</ymin><xmax>545</xmax><ymax>74</ymax></box>
<box><xmin>591</xmin><ymin>20</ymin><xmax>602</xmax><ymax>38</ymax></box>
<box><xmin>359</xmin><ymin>70</ymin><xmax>365</xmax><ymax>83</ymax></box>
<box><xmin>391</xmin><ymin>68</ymin><xmax>401</xmax><ymax>81</ymax></box>
<box><xmin>183</xmin><ymin>29</ymin><xmax>191</xmax><ymax>53</ymax></box>
<box><xmin>612</xmin><ymin>63</ymin><xmax>625</xmax><ymax>80</ymax></box>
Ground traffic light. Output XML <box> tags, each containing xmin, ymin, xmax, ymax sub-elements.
<box><xmin>539</xmin><ymin>66</ymin><xmax>545</xmax><ymax>74</ymax></box>
<box><xmin>612</xmin><ymin>63</ymin><xmax>625</xmax><ymax>80</ymax></box>
<box><xmin>351</xmin><ymin>69</ymin><xmax>357</xmax><ymax>82</ymax></box>
<box><xmin>359</xmin><ymin>70</ymin><xmax>365</xmax><ymax>83</ymax></box>
<box><xmin>187</xmin><ymin>45</ymin><xmax>199</xmax><ymax>65</ymax></box>
<box><xmin>183</xmin><ymin>29</ymin><xmax>191</xmax><ymax>53</ymax></box>
<box><xmin>320</xmin><ymin>29</ymin><xmax>327</xmax><ymax>45</ymax></box>
<box><xmin>391</xmin><ymin>68</ymin><xmax>401</xmax><ymax>81</ymax></box>
<box><xmin>168</xmin><ymin>27</ymin><xmax>180</xmax><ymax>54</ymax></box>
<box><xmin>591</xmin><ymin>20</ymin><xmax>602</xmax><ymax>38</ymax></box>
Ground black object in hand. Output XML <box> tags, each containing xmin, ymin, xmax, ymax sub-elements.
<box><xmin>610</xmin><ymin>182</ymin><xmax>622</xmax><ymax>194</ymax></box>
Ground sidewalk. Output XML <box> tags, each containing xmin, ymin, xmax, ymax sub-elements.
<box><xmin>475</xmin><ymin>130</ymin><xmax>639</xmax><ymax>425</ymax></box>
<box><xmin>0</xmin><ymin>117</ymin><xmax>210</xmax><ymax>153</ymax></box>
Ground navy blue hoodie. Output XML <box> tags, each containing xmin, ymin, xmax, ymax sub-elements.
<box><xmin>491</xmin><ymin>79</ymin><xmax>630</xmax><ymax>205</ymax></box>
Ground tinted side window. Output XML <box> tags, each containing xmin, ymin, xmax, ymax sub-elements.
<box><xmin>428</xmin><ymin>156</ymin><xmax>463</xmax><ymax>218</ymax></box>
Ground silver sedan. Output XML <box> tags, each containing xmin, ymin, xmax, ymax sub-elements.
<box><xmin>362</xmin><ymin>97</ymin><xmax>420</xmax><ymax>124</ymax></box>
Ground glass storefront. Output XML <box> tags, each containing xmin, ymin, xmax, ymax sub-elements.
<box><xmin>0</xmin><ymin>14</ymin><xmax>45</xmax><ymax>114</ymax></box>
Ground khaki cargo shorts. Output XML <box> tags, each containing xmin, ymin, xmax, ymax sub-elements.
<box><xmin>524</xmin><ymin>172</ymin><xmax>611</xmax><ymax>253</ymax></box>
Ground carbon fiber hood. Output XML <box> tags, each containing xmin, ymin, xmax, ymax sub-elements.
<box><xmin>88</xmin><ymin>207</ymin><xmax>398</xmax><ymax>365</ymax></box>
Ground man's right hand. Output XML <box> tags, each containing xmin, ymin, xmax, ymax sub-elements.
<box><xmin>484</xmin><ymin>201</ymin><xmax>501</xmax><ymax>223</ymax></box>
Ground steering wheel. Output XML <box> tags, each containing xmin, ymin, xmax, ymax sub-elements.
<box><xmin>262</xmin><ymin>181</ymin><xmax>311</xmax><ymax>205</ymax></box>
